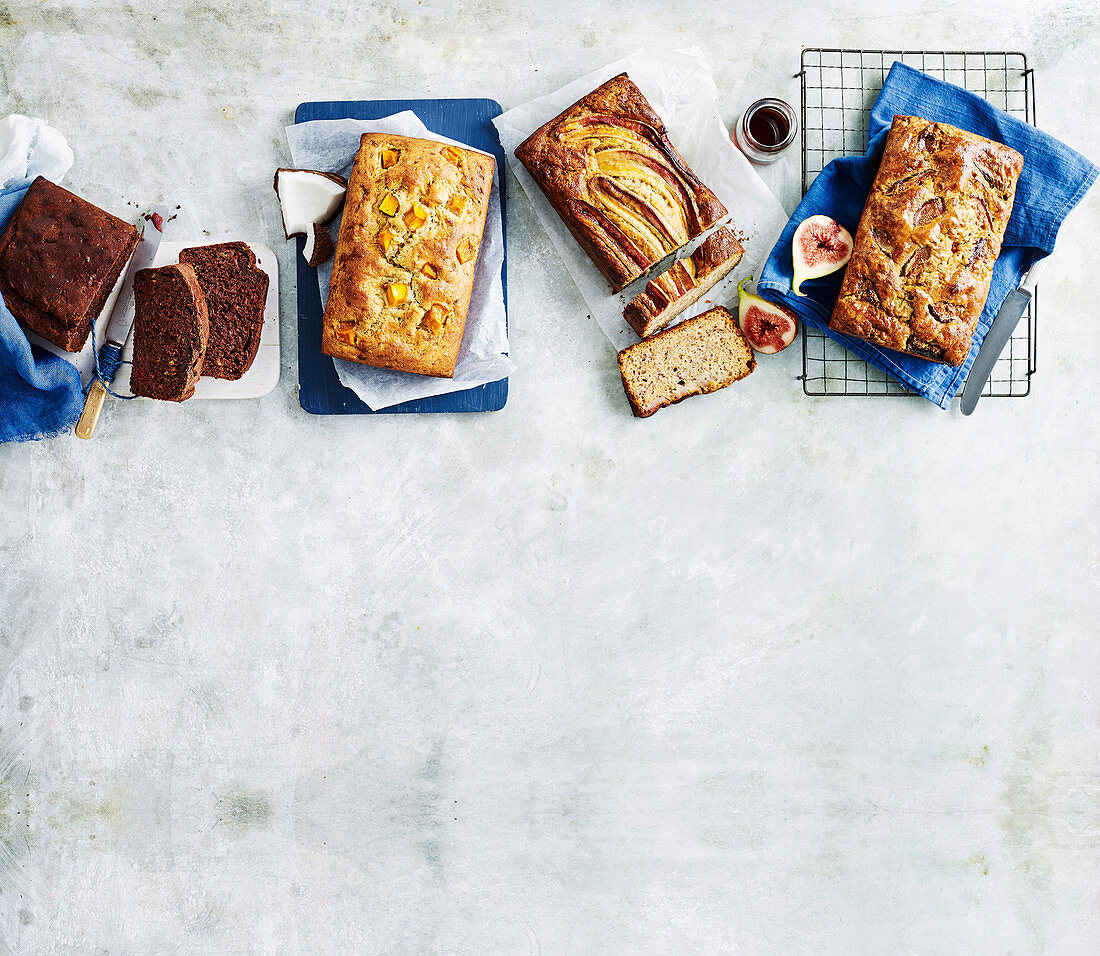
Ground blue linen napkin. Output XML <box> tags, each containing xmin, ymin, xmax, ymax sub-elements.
<box><xmin>0</xmin><ymin>180</ymin><xmax>84</xmax><ymax>442</ymax></box>
<box><xmin>758</xmin><ymin>62</ymin><xmax>1098</xmax><ymax>408</ymax></box>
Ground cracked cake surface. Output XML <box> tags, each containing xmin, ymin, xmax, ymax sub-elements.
<box><xmin>829</xmin><ymin>115</ymin><xmax>1023</xmax><ymax>367</ymax></box>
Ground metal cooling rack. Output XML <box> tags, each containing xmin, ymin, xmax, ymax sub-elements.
<box><xmin>797</xmin><ymin>49</ymin><xmax>1037</xmax><ymax>398</ymax></box>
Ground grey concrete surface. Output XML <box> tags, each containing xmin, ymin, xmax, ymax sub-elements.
<box><xmin>0</xmin><ymin>1</ymin><xmax>1097</xmax><ymax>952</ymax></box>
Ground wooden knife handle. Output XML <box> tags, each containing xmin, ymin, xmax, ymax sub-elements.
<box><xmin>75</xmin><ymin>379</ymin><xmax>108</xmax><ymax>439</ymax></box>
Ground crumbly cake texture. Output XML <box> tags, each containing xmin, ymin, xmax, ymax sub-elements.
<box><xmin>617</xmin><ymin>306</ymin><xmax>756</xmax><ymax>418</ymax></box>
<box><xmin>321</xmin><ymin>133</ymin><xmax>495</xmax><ymax>379</ymax></box>
<box><xmin>829</xmin><ymin>115</ymin><xmax>1023</xmax><ymax>366</ymax></box>
<box><xmin>129</xmin><ymin>264</ymin><xmax>209</xmax><ymax>402</ymax></box>
<box><xmin>179</xmin><ymin>242</ymin><xmax>269</xmax><ymax>380</ymax></box>
<box><xmin>515</xmin><ymin>73</ymin><xmax>729</xmax><ymax>293</ymax></box>
<box><xmin>623</xmin><ymin>226</ymin><xmax>744</xmax><ymax>338</ymax></box>
<box><xmin>0</xmin><ymin>176</ymin><xmax>139</xmax><ymax>352</ymax></box>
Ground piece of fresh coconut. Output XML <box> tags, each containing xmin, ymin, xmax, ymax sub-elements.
<box><xmin>273</xmin><ymin>168</ymin><xmax>347</xmax><ymax>266</ymax></box>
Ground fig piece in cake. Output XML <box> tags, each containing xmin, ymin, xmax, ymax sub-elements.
<box><xmin>273</xmin><ymin>168</ymin><xmax>347</xmax><ymax>265</ymax></box>
<box><xmin>791</xmin><ymin>214</ymin><xmax>852</xmax><ymax>296</ymax></box>
<box><xmin>736</xmin><ymin>276</ymin><xmax>798</xmax><ymax>354</ymax></box>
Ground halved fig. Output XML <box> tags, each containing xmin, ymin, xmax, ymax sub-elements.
<box><xmin>273</xmin><ymin>168</ymin><xmax>348</xmax><ymax>266</ymax></box>
<box><xmin>737</xmin><ymin>276</ymin><xmax>798</xmax><ymax>354</ymax></box>
<box><xmin>792</xmin><ymin>215</ymin><xmax>852</xmax><ymax>296</ymax></box>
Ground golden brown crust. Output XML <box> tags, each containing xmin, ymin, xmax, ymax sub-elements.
<box><xmin>829</xmin><ymin>115</ymin><xmax>1023</xmax><ymax>367</ymax></box>
<box><xmin>0</xmin><ymin>176</ymin><xmax>139</xmax><ymax>352</ymax></box>
<box><xmin>321</xmin><ymin>133</ymin><xmax>494</xmax><ymax>378</ymax></box>
<box><xmin>623</xmin><ymin>227</ymin><xmax>744</xmax><ymax>337</ymax></box>
<box><xmin>515</xmin><ymin>73</ymin><xmax>728</xmax><ymax>293</ymax></box>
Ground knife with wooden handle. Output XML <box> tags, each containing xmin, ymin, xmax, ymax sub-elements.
<box><xmin>76</xmin><ymin>206</ymin><xmax>169</xmax><ymax>439</ymax></box>
<box><xmin>960</xmin><ymin>261</ymin><xmax>1041</xmax><ymax>416</ymax></box>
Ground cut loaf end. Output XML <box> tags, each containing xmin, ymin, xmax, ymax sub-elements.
<box><xmin>623</xmin><ymin>227</ymin><xmax>744</xmax><ymax>339</ymax></box>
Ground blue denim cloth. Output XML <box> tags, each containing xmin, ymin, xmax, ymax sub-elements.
<box><xmin>758</xmin><ymin>63</ymin><xmax>1098</xmax><ymax>408</ymax></box>
<box><xmin>0</xmin><ymin>180</ymin><xmax>84</xmax><ymax>442</ymax></box>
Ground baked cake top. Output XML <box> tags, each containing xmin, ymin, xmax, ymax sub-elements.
<box><xmin>515</xmin><ymin>73</ymin><xmax>728</xmax><ymax>290</ymax></box>
<box><xmin>0</xmin><ymin>176</ymin><xmax>138</xmax><ymax>329</ymax></box>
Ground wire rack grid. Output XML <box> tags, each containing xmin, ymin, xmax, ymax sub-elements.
<box><xmin>797</xmin><ymin>49</ymin><xmax>1037</xmax><ymax>398</ymax></box>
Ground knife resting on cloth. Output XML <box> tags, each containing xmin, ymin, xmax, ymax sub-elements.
<box><xmin>960</xmin><ymin>261</ymin><xmax>1042</xmax><ymax>416</ymax></box>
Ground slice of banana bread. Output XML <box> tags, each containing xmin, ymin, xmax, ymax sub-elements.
<box><xmin>129</xmin><ymin>264</ymin><xmax>209</xmax><ymax>402</ymax></box>
<box><xmin>179</xmin><ymin>241</ymin><xmax>268</xmax><ymax>380</ymax></box>
<box><xmin>617</xmin><ymin>305</ymin><xmax>755</xmax><ymax>418</ymax></box>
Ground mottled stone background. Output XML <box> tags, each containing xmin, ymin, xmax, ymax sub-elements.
<box><xmin>0</xmin><ymin>0</ymin><xmax>1097</xmax><ymax>952</ymax></box>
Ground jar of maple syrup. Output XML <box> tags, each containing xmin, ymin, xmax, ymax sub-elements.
<box><xmin>733</xmin><ymin>98</ymin><xmax>798</xmax><ymax>164</ymax></box>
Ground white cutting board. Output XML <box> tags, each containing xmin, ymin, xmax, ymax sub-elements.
<box><xmin>26</xmin><ymin>240</ymin><xmax>280</xmax><ymax>400</ymax></box>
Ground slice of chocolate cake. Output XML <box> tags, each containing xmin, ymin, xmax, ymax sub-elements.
<box><xmin>129</xmin><ymin>264</ymin><xmax>209</xmax><ymax>402</ymax></box>
<box><xmin>178</xmin><ymin>241</ymin><xmax>268</xmax><ymax>380</ymax></box>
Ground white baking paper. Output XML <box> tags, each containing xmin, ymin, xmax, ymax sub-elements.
<box><xmin>286</xmin><ymin>113</ymin><xmax>513</xmax><ymax>410</ymax></box>
<box><xmin>493</xmin><ymin>47</ymin><xmax>789</xmax><ymax>349</ymax></box>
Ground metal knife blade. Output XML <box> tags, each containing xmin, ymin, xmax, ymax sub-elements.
<box><xmin>76</xmin><ymin>205</ymin><xmax>171</xmax><ymax>439</ymax></box>
<box><xmin>960</xmin><ymin>263</ymin><xmax>1041</xmax><ymax>416</ymax></box>
<box><xmin>102</xmin><ymin>203</ymin><xmax>170</xmax><ymax>351</ymax></box>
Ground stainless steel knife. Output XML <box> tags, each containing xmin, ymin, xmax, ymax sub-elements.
<box><xmin>75</xmin><ymin>204</ymin><xmax>170</xmax><ymax>439</ymax></box>
<box><xmin>960</xmin><ymin>261</ymin><xmax>1042</xmax><ymax>416</ymax></box>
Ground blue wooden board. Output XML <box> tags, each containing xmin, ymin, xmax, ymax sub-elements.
<box><xmin>294</xmin><ymin>98</ymin><xmax>508</xmax><ymax>415</ymax></box>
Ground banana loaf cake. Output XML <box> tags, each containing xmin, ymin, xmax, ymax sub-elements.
<box><xmin>0</xmin><ymin>176</ymin><xmax>139</xmax><ymax>352</ymax></box>
<box><xmin>179</xmin><ymin>241</ymin><xmax>268</xmax><ymax>380</ymax></box>
<box><xmin>617</xmin><ymin>305</ymin><xmax>755</xmax><ymax>418</ymax></box>
<box><xmin>321</xmin><ymin>133</ymin><xmax>495</xmax><ymax>379</ymax></box>
<box><xmin>129</xmin><ymin>264</ymin><xmax>209</xmax><ymax>402</ymax></box>
<box><xmin>829</xmin><ymin>115</ymin><xmax>1023</xmax><ymax>366</ymax></box>
<box><xmin>623</xmin><ymin>226</ymin><xmax>744</xmax><ymax>338</ymax></box>
<box><xmin>515</xmin><ymin>73</ymin><xmax>729</xmax><ymax>293</ymax></box>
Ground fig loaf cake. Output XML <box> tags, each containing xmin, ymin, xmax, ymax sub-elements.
<box><xmin>617</xmin><ymin>305</ymin><xmax>755</xmax><ymax>418</ymax></box>
<box><xmin>515</xmin><ymin>73</ymin><xmax>729</xmax><ymax>293</ymax></box>
<box><xmin>623</xmin><ymin>226</ymin><xmax>744</xmax><ymax>338</ymax></box>
<box><xmin>321</xmin><ymin>133</ymin><xmax>495</xmax><ymax>378</ymax></box>
<box><xmin>0</xmin><ymin>176</ymin><xmax>139</xmax><ymax>352</ymax></box>
<box><xmin>829</xmin><ymin>115</ymin><xmax>1023</xmax><ymax>366</ymax></box>
<box><xmin>129</xmin><ymin>264</ymin><xmax>209</xmax><ymax>402</ymax></box>
<box><xmin>179</xmin><ymin>241</ymin><xmax>269</xmax><ymax>380</ymax></box>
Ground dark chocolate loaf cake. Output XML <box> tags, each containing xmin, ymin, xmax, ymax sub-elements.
<box><xmin>129</xmin><ymin>264</ymin><xmax>209</xmax><ymax>402</ymax></box>
<box><xmin>0</xmin><ymin>176</ymin><xmax>139</xmax><ymax>352</ymax></box>
<box><xmin>179</xmin><ymin>241</ymin><xmax>268</xmax><ymax>380</ymax></box>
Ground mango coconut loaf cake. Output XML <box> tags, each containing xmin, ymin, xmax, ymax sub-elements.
<box><xmin>321</xmin><ymin>133</ymin><xmax>494</xmax><ymax>379</ymax></box>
